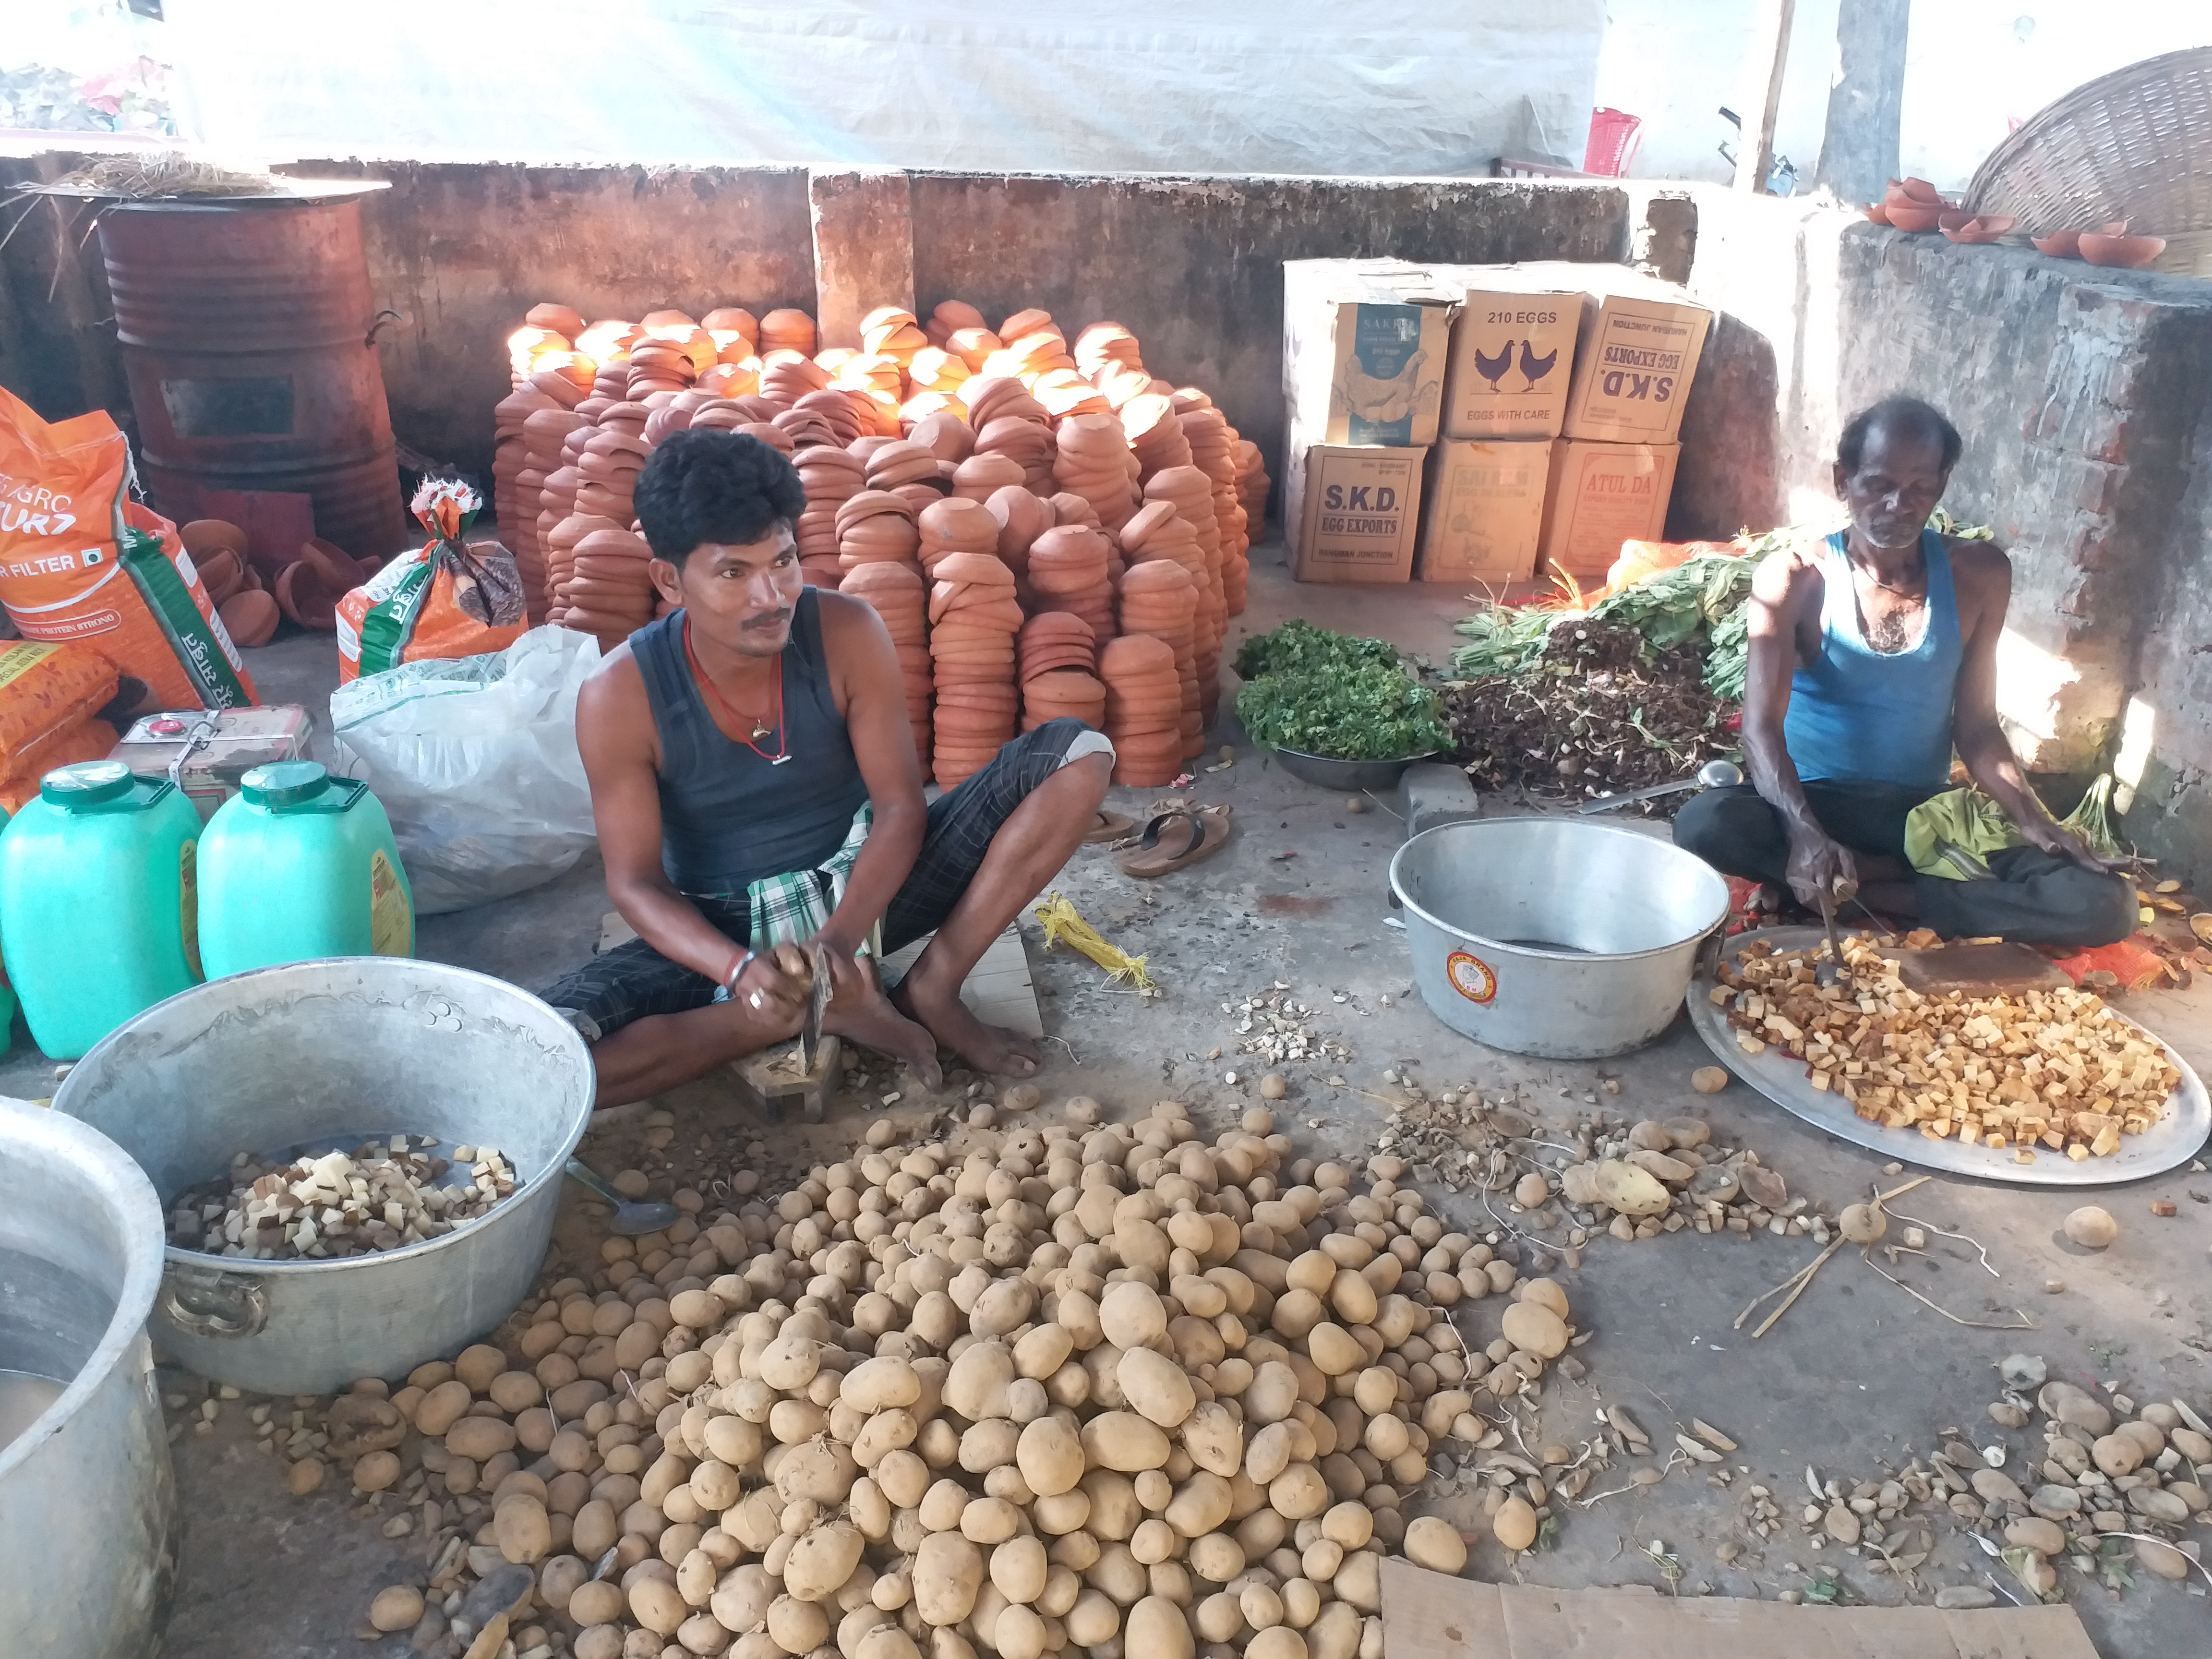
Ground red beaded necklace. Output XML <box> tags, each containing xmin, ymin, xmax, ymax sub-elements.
<box><xmin>683</xmin><ymin>615</ymin><xmax>791</xmax><ymax>765</ymax></box>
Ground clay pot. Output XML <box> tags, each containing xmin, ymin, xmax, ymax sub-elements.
<box><xmin>218</xmin><ymin>588</ymin><xmax>280</xmax><ymax>648</ymax></box>
<box><xmin>1884</xmin><ymin>205</ymin><xmax>1943</xmax><ymax>233</ymax></box>
<box><xmin>2031</xmin><ymin>229</ymin><xmax>2083</xmax><ymax>257</ymax></box>
<box><xmin>273</xmin><ymin>561</ymin><xmax>338</xmax><ymax>632</ymax></box>
<box><xmin>1863</xmin><ymin>202</ymin><xmax>1891</xmax><ymax>225</ymax></box>
<box><xmin>2079</xmin><ymin>231</ymin><xmax>2166</xmax><ymax>268</ymax></box>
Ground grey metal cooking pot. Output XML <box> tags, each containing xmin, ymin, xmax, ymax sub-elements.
<box><xmin>54</xmin><ymin>958</ymin><xmax>593</xmax><ymax>1394</ymax></box>
<box><xmin>1390</xmin><ymin>817</ymin><xmax>1730</xmax><ymax>1058</ymax></box>
<box><xmin>0</xmin><ymin>1099</ymin><xmax>175</xmax><ymax>1659</ymax></box>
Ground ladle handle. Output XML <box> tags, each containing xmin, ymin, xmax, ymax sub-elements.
<box><xmin>562</xmin><ymin>1158</ymin><xmax>625</xmax><ymax>1206</ymax></box>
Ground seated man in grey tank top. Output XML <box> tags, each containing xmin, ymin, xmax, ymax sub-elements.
<box><xmin>539</xmin><ymin>431</ymin><xmax>1114</xmax><ymax>1107</ymax></box>
<box><xmin>1674</xmin><ymin>397</ymin><xmax>2132</xmax><ymax>948</ymax></box>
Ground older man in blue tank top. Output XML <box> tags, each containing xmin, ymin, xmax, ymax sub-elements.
<box><xmin>1674</xmin><ymin>397</ymin><xmax>2133</xmax><ymax>947</ymax></box>
<box><xmin>538</xmin><ymin>431</ymin><xmax>1115</xmax><ymax>1107</ymax></box>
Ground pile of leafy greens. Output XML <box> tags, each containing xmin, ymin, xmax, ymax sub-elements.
<box><xmin>1233</xmin><ymin>620</ymin><xmax>1450</xmax><ymax>761</ymax></box>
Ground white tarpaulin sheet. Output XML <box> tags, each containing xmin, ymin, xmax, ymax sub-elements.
<box><xmin>163</xmin><ymin>0</ymin><xmax>1604</xmax><ymax>175</ymax></box>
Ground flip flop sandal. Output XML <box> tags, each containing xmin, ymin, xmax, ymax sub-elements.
<box><xmin>1117</xmin><ymin>804</ymin><xmax>1234</xmax><ymax>879</ymax></box>
<box><xmin>1082</xmin><ymin>809</ymin><xmax>1136</xmax><ymax>845</ymax></box>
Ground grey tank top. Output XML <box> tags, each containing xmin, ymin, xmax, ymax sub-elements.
<box><xmin>631</xmin><ymin>589</ymin><xmax>868</xmax><ymax>895</ymax></box>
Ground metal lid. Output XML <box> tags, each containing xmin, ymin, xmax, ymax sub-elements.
<box><xmin>241</xmin><ymin>760</ymin><xmax>331</xmax><ymax>809</ymax></box>
<box><xmin>40</xmin><ymin>759</ymin><xmax>135</xmax><ymax>806</ymax></box>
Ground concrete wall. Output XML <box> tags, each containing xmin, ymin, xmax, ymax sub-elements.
<box><xmin>906</xmin><ymin>173</ymin><xmax>1631</xmax><ymax>505</ymax></box>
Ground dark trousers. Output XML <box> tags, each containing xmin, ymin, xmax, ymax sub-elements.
<box><xmin>542</xmin><ymin>718</ymin><xmax>1092</xmax><ymax>1039</ymax></box>
<box><xmin>1673</xmin><ymin>781</ymin><xmax>2136</xmax><ymax>949</ymax></box>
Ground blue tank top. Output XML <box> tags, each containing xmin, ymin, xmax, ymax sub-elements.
<box><xmin>1784</xmin><ymin>529</ymin><xmax>1961</xmax><ymax>791</ymax></box>
<box><xmin>631</xmin><ymin>589</ymin><xmax>869</xmax><ymax>895</ymax></box>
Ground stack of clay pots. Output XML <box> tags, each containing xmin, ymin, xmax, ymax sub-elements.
<box><xmin>866</xmin><ymin>441</ymin><xmax>951</xmax><ymax>517</ymax></box>
<box><xmin>793</xmin><ymin>447</ymin><xmax>864</xmax><ymax>586</ymax></box>
<box><xmin>1016</xmin><ymin>613</ymin><xmax>1106</xmax><ymax>733</ymax></box>
<box><xmin>984</xmin><ymin>484</ymin><xmax>1054</xmax><ymax>584</ymax></box>
<box><xmin>928</xmin><ymin>552</ymin><xmax>1022</xmax><ymax>787</ymax></box>
<box><xmin>909</xmin><ymin>412</ymin><xmax>974</xmax><ymax>466</ymax></box>
<box><xmin>1099</xmin><ymin>634</ymin><xmax>1183</xmax><ymax>786</ymax></box>
<box><xmin>1116</xmin><ymin>559</ymin><xmax>1203</xmax><ymax>761</ymax></box>
<box><xmin>905</xmin><ymin>348</ymin><xmax>972</xmax><ymax>409</ymax></box>
<box><xmin>945</xmin><ymin>325</ymin><xmax>1003</xmax><ymax>373</ymax></box>
<box><xmin>1234</xmin><ymin>439</ymin><xmax>1270</xmax><ymax>533</ymax></box>
<box><xmin>1140</xmin><ymin>467</ymin><xmax>1226</xmax><ymax>721</ymax></box>
<box><xmin>1051</xmin><ymin>413</ymin><xmax>1141</xmax><ymax>532</ymax></box>
<box><xmin>517</xmin><ymin>407</ymin><xmax>587</xmax><ymax>600</ymax></box>
<box><xmin>925</xmin><ymin>301</ymin><xmax>985</xmax><ymax>347</ymax></box>
<box><xmin>842</xmin><ymin>561</ymin><xmax>933</xmax><ymax>761</ymax></box>
<box><xmin>967</xmin><ymin>379</ymin><xmax>1056</xmax><ymax>492</ymax></box>
<box><xmin>558</xmin><ymin>528</ymin><xmax>658</xmax><ymax>648</ymax></box>
<box><xmin>862</xmin><ymin>306</ymin><xmax>928</xmax><ymax>369</ymax></box>
<box><xmin>1121</xmin><ymin>392</ymin><xmax>1192</xmax><ymax>482</ymax></box>
<box><xmin>917</xmin><ymin>498</ymin><xmax>1001</xmax><ymax>578</ymax></box>
<box><xmin>1034</xmin><ymin>370</ymin><xmax>1112</xmax><ymax>420</ymax></box>
<box><xmin>625</xmin><ymin>321</ymin><xmax>702</xmax><ymax>398</ymax></box>
<box><xmin>793</xmin><ymin>389</ymin><xmax>866</xmax><ymax>448</ymax></box>
<box><xmin>1025</xmin><ymin>524</ymin><xmax>1115</xmax><ymax>639</ymax></box>
<box><xmin>952</xmin><ymin>452</ymin><xmax>1025</xmax><ymax>502</ymax></box>
<box><xmin>1178</xmin><ymin>396</ymin><xmax>1249</xmax><ymax>615</ymax></box>
<box><xmin>761</xmin><ymin>355</ymin><xmax>830</xmax><ymax>409</ymax></box>
<box><xmin>1074</xmin><ymin>322</ymin><xmax>1143</xmax><ymax>379</ymax></box>
<box><xmin>836</xmin><ymin>491</ymin><xmax>921</xmax><ymax>577</ymax></box>
<box><xmin>493</xmin><ymin>389</ymin><xmax>556</xmax><ymax>603</ymax></box>
<box><xmin>759</xmin><ymin>309</ymin><xmax>818</xmax><ymax>358</ymax></box>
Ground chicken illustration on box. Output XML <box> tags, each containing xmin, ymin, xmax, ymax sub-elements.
<box><xmin>1517</xmin><ymin>340</ymin><xmax>1558</xmax><ymax>393</ymax></box>
<box><xmin>1473</xmin><ymin>339</ymin><xmax>1515</xmax><ymax>394</ymax></box>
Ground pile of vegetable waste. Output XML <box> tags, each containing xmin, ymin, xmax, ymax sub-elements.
<box><xmin>1233</xmin><ymin>620</ymin><xmax>1450</xmax><ymax>761</ymax></box>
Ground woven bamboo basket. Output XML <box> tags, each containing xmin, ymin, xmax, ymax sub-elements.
<box><xmin>1963</xmin><ymin>46</ymin><xmax>2212</xmax><ymax>276</ymax></box>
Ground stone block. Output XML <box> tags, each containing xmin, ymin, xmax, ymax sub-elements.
<box><xmin>809</xmin><ymin>168</ymin><xmax>915</xmax><ymax>351</ymax></box>
<box><xmin>1397</xmin><ymin>763</ymin><xmax>1479</xmax><ymax>839</ymax></box>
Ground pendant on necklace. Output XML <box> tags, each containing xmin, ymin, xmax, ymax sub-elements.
<box><xmin>771</xmin><ymin>754</ymin><xmax>793</xmax><ymax>766</ymax></box>
<box><xmin>750</xmin><ymin>722</ymin><xmax>771</xmax><ymax>740</ymax></box>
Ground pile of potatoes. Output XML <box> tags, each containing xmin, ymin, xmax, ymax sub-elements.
<box><xmin>333</xmin><ymin>1101</ymin><xmax>1583</xmax><ymax>1657</ymax></box>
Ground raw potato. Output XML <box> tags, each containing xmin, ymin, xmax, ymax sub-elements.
<box><xmin>1015</xmin><ymin>1418</ymin><xmax>1085</xmax><ymax>1497</ymax></box>
<box><xmin>1082</xmin><ymin>1412</ymin><xmax>1171</xmax><ymax>1472</ymax></box>
<box><xmin>1690</xmin><ymin>1066</ymin><xmax>1729</xmax><ymax>1094</ymax></box>
<box><xmin>1498</xmin><ymin>1302</ymin><xmax>1567</xmax><ymax>1359</ymax></box>
<box><xmin>1126</xmin><ymin>1595</ymin><xmax>1196</xmax><ymax>1659</ymax></box>
<box><xmin>1402</xmin><ymin>1516</ymin><xmax>1466</xmax><ymax>1574</ymax></box>
<box><xmin>1492</xmin><ymin>1496</ymin><xmax>1538</xmax><ymax>1551</ymax></box>
<box><xmin>2064</xmin><ymin>1206</ymin><xmax>2117</xmax><ymax>1249</ymax></box>
<box><xmin>1593</xmin><ymin>1161</ymin><xmax>1670</xmax><ymax>1218</ymax></box>
<box><xmin>915</xmin><ymin>1531</ymin><xmax>985</xmax><ymax>1625</ymax></box>
<box><xmin>1119</xmin><ymin>1347</ymin><xmax>1197</xmax><ymax>1429</ymax></box>
<box><xmin>1838</xmin><ymin>1202</ymin><xmax>1887</xmax><ymax>1244</ymax></box>
<box><xmin>370</xmin><ymin>1586</ymin><xmax>425</xmax><ymax>1632</ymax></box>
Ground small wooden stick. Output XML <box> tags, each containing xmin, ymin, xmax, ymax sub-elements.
<box><xmin>1752</xmin><ymin>1238</ymin><xmax>1846</xmax><ymax>1339</ymax></box>
<box><xmin>1875</xmin><ymin>1174</ymin><xmax>1932</xmax><ymax>1205</ymax></box>
<box><xmin>1734</xmin><ymin>1250</ymin><xmax>1826</xmax><ymax>1329</ymax></box>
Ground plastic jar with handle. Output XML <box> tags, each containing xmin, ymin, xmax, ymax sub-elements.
<box><xmin>197</xmin><ymin>760</ymin><xmax>414</xmax><ymax>977</ymax></box>
<box><xmin>0</xmin><ymin>759</ymin><xmax>204</xmax><ymax>1058</ymax></box>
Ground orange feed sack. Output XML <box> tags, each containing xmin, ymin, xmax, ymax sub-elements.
<box><xmin>0</xmin><ymin>638</ymin><xmax>117</xmax><ymax>755</ymax></box>
<box><xmin>0</xmin><ymin>384</ymin><xmax>256</xmax><ymax>714</ymax></box>
<box><xmin>0</xmin><ymin>715</ymin><xmax>118</xmax><ymax>812</ymax></box>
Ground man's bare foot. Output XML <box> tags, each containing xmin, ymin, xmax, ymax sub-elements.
<box><xmin>891</xmin><ymin>971</ymin><xmax>1041</xmax><ymax>1078</ymax></box>
<box><xmin>823</xmin><ymin>967</ymin><xmax>944</xmax><ymax>1091</ymax></box>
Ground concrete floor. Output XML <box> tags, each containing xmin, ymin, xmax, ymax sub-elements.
<box><xmin>10</xmin><ymin>540</ymin><xmax>2211</xmax><ymax>1657</ymax></box>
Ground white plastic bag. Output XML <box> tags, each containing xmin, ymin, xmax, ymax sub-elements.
<box><xmin>332</xmin><ymin>625</ymin><xmax>602</xmax><ymax>914</ymax></box>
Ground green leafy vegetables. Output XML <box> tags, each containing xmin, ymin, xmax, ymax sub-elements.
<box><xmin>1233</xmin><ymin>620</ymin><xmax>1450</xmax><ymax>761</ymax></box>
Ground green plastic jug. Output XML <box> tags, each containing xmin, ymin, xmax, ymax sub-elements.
<box><xmin>197</xmin><ymin>761</ymin><xmax>414</xmax><ymax>977</ymax></box>
<box><xmin>0</xmin><ymin>759</ymin><xmax>204</xmax><ymax>1059</ymax></box>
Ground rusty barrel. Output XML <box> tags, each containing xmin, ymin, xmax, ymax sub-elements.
<box><xmin>99</xmin><ymin>194</ymin><xmax>407</xmax><ymax>564</ymax></box>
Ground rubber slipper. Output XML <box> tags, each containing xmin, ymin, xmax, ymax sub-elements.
<box><xmin>1082</xmin><ymin>809</ymin><xmax>1137</xmax><ymax>845</ymax></box>
<box><xmin>1117</xmin><ymin>805</ymin><xmax>1234</xmax><ymax>878</ymax></box>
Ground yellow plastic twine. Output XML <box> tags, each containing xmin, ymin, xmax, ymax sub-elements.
<box><xmin>1034</xmin><ymin>892</ymin><xmax>1156</xmax><ymax>993</ymax></box>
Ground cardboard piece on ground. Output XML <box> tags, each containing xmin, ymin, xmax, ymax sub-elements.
<box><xmin>1539</xmin><ymin>439</ymin><xmax>1679</xmax><ymax>580</ymax></box>
<box><xmin>1380</xmin><ymin>1559</ymin><xmax>2100</xmax><ymax>1659</ymax></box>
<box><xmin>1417</xmin><ymin>440</ymin><xmax>1551</xmax><ymax>585</ymax></box>
<box><xmin>1440</xmin><ymin>289</ymin><xmax>1581</xmax><ymax>441</ymax></box>
<box><xmin>1282</xmin><ymin>262</ymin><xmax>1454</xmax><ymax>448</ymax></box>
<box><xmin>1284</xmin><ymin>441</ymin><xmax>1424</xmax><ymax>584</ymax></box>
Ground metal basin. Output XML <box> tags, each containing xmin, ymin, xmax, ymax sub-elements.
<box><xmin>1270</xmin><ymin>747</ymin><xmax>1439</xmax><ymax>793</ymax></box>
<box><xmin>0</xmin><ymin>1099</ymin><xmax>175</xmax><ymax>1659</ymax></box>
<box><xmin>54</xmin><ymin>958</ymin><xmax>593</xmax><ymax>1394</ymax></box>
<box><xmin>1389</xmin><ymin>817</ymin><xmax>1730</xmax><ymax>1058</ymax></box>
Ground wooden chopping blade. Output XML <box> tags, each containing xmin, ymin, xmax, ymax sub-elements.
<box><xmin>798</xmin><ymin>942</ymin><xmax>833</xmax><ymax>1072</ymax></box>
<box><xmin>1890</xmin><ymin>941</ymin><xmax>2070</xmax><ymax>995</ymax></box>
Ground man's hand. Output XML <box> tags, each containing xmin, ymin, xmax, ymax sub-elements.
<box><xmin>1785</xmin><ymin>828</ymin><xmax>1860</xmax><ymax>909</ymax></box>
<box><xmin>808</xmin><ymin>930</ymin><xmax>878</xmax><ymax>1008</ymax></box>
<box><xmin>732</xmin><ymin>943</ymin><xmax>812</xmax><ymax>1020</ymax></box>
<box><xmin>2017</xmin><ymin>815</ymin><xmax>2118</xmax><ymax>875</ymax></box>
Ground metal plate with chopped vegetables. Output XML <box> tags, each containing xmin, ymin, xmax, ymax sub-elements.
<box><xmin>1688</xmin><ymin>927</ymin><xmax>2209</xmax><ymax>1187</ymax></box>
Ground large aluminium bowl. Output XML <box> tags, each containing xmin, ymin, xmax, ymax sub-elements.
<box><xmin>1390</xmin><ymin>817</ymin><xmax>1729</xmax><ymax>1058</ymax></box>
<box><xmin>53</xmin><ymin>957</ymin><xmax>593</xmax><ymax>1394</ymax></box>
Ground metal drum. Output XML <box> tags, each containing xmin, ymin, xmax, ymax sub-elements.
<box><xmin>1390</xmin><ymin>817</ymin><xmax>1730</xmax><ymax>1058</ymax></box>
<box><xmin>98</xmin><ymin>190</ymin><xmax>407</xmax><ymax>564</ymax></box>
<box><xmin>53</xmin><ymin>958</ymin><xmax>593</xmax><ymax>1395</ymax></box>
<box><xmin>0</xmin><ymin>1099</ymin><xmax>175</xmax><ymax>1659</ymax></box>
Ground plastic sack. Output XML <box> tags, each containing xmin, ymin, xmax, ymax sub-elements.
<box><xmin>336</xmin><ymin>478</ymin><xmax>527</xmax><ymax>684</ymax></box>
<box><xmin>331</xmin><ymin>625</ymin><xmax>601</xmax><ymax>914</ymax></box>
<box><xmin>0</xmin><ymin>383</ymin><xmax>257</xmax><ymax>713</ymax></box>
